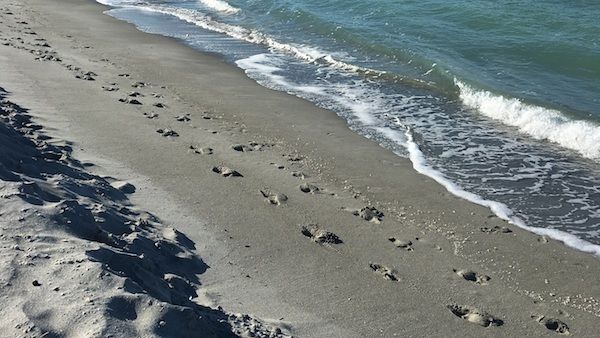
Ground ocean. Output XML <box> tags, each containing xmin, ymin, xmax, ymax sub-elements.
<box><xmin>96</xmin><ymin>0</ymin><xmax>600</xmax><ymax>254</ymax></box>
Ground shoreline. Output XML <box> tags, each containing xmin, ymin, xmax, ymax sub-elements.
<box><xmin>102</xmin><ymin>0</ymin><xmax>600</xmax><ymax>162</ymax></box>
<box><xmin>101</xmin><ymin>0</ymin><xmax>600</xmax><ymax>258</ymax></box>
<box><xmin>2</xmin><ymin>0</ymin><xmax>600</xmax><ymax>336</ymax></box>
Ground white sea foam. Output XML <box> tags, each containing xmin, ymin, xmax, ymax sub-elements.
<box><xmin>106</xmin><ymin>2</ymin><xmax>389</xmax><ymax>79</ymax></box>
<box><xmin>376</xmin><ymin>121</ymin><xmax>600</xmax><ymax>257</ymax></box>
<box><xmin>456</xmin><ymin>80</ymin><xmax>600</xmax><ymax>161</ymax></box>
<box><xmin>236</xmin><ymin>53</ymin><xmax>379</xmax><ymax>125</ymax></box>
<box><xmin>235</xmin><ymin>54</ymin><xmax>329</xmax><ymax>100</ymax></box>
<box><xmin>95</xmin><ymin>0</ymin><xmax>129</xmax><ymax>5</ymax></box>
<box><xmin>197</xmin><ymin>0</ymin><xmax>240</xmax><ymax>14</ymax></box>
<box><xmin>235</xmin><ymin>54</ymin><xmax>287</xmax><ymax>84</ymax></box>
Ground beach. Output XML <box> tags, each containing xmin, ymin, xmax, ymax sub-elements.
<box><xmin>1</xmin><ymin>0</ymin><xmax>600</xmax><ymax>336</ymax></box>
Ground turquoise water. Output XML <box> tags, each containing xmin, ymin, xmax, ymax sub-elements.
<box><xmin>232</xmin><ymin>0</ymin><xmax>600</xmax><ymax>117</ymax></box>
<box><xmin>98</xmin><ymin>0</ymin><xmax>600</xmax><ymax>254</ymax></box>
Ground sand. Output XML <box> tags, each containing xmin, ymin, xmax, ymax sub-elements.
<box><xmin>1</xmin><ymin>0</ymin><xmax>600</xmax><ymax>336</ymax></box>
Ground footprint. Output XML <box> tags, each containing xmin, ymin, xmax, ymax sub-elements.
<box><xmin>447</xmin><ymin>304</ymin><xmax>503</xmax><ymax>327</ymax></box>
<box><xmin>531</xmin><ymin>316</ymin><xmax>569</xmax><ymax>335</ymax></box>
<box><xmin>156</xmin><ymin>128</ymin><xmax>178</xmax><ymax>137</ymax></box>
<box><xmin>388</xmin><ymin>237</ymin><xmax>413</xmax><ymax>251</ymax></box>
<box><xmin>131</xmin><ymin>81</ymin><xmax>147</xmax><ymax>88</ymax></box>
<box><xmin>101</xmin><ymin>85</ymin><xmax>119</xmax><ymax>92</ymax></box>
<box><xmin>75</xmin><ymin>71</ymin><xmax>96</xmax><ymax>81</ymax></box>
<box><xmin>212</xmin><ymin>165</ymin><xmax>242</xmax><ymax>177</ymax></box>
<box><xmin>452</xmin><ymin>269</ymin><xmax>490</xmax><ymax>285</ymax></box>
<box><xmin>351</xmin><ymin>207</ymin><xmax>384</xmax><ymax>223</ymax></box>
<box><xmin>35</xmin><ymin>53</ymin><xmax>61</xmax><ymax>62</ymax></box>
<box><xmin>75</xmin><ymin>74</ymin><xmax>94</xmax><ymax>81</ymax></box>
<box><xmin>369</xmin><ymin>263</ymin><xmax>398</xmax><ymax>281</ymax></box>
<box><xmin>153</xmin><ymin>102</ymin><xmax>166</xmax><ymax>108</ymax></box>
<box><xmin>175</xmin><ymin>114</ymin><xmax>190</xmax><ymax>122</ymax></box>
<box><xmin>249</xmin><ymin>142</ymin><xmax>269</xmax><ymax>150</ymax></box>
<box><xmin>118</xmin><ymin>73</ymin><xmax>130</xmax><ymax>77</ymax></box>
<box><xmin>118</xmin><ymin>97</ymin><xmax>142</xmax><ymax>105</ymax></box>
<box><xmin>480</xmin><ymin>225</ymin><xmax>512</xmax><ymax>234</ymax></box>
<box><xmin>143</xmin><ymin>112</ymin><xmax>158</xmax><ymax>119</ymax></box>
<box><xmin>128</xmin><ymin>91</ymin><xmax>144</xmax><ymax>98</ymax></box>
<box><xmin>287</xmin><ymin>154</ymin><xmax>303</xmax><ymax>162</ymax></box>
<box><xmin>291</xmin><ymin>171</ymin><xmax>308</xmax><ymax>179</ymax></box>
<box><xmin>299</xmin><ymin>183</ymin><xmax>320</xmax><ymax>194</ymax></box>
<box><xmin>260</xmin><ymin>189</ymin><xmax>288</xmax><ymax>206</ymax></box>
<box><xmin>232</xmin><ymin>142</ymin><xmax>268</xmax><ymax>152</ymax></box>
<box><xmin>301</xmin><ymin>224</ymin><xmax>342</xmax><ymax>245</ymax></box>
<box><xmin>232</xmin><ymin>144</ymin><xmax>253</xmax><ymax>152</ymax></box>
<box><xmin>189</xmin><ymin>145</ymin><xmax>213</xmax><ymax>155</ymax></box>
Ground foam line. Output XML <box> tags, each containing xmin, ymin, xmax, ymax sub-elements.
<box><xmin>378</xmin><ymin>123</ymin><xmax>600</xmax><ymax>257</ymax></box>
<box><xmin>102</xmin><ymin>2</ymin><xmax>395</xmax><ymax>79</ymax></box>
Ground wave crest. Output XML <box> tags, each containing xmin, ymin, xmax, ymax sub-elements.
<box><xmin>378</xmin><ymin>124</ymin><xmax>600</xmax><ymax>257</ymax></box>
<box><xmin>198</xmin><ymin>0</ymin><xmax>240</xmax><ymax>14</ymax></box>
<box><xmin>456</xmin><ymin>80</ymin><xmax>600</xmax><ymax>161</ymax></box>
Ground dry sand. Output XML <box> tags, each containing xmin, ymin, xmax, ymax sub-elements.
<box><xmin>1</xmin><ymin>0</ymin><xmax>600</xmax><ymax>337</ymax></box>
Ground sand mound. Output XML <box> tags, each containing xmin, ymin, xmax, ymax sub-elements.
<box><xmin>0</xmin><ymin>88</ymin><xmax>288</xmax><ymax>337</ymax></box>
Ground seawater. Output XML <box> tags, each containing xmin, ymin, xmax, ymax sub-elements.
<box><xmin>96</xmin><ymin>0</ymin><xmax>600</xmax><ymax>255</ymax></box>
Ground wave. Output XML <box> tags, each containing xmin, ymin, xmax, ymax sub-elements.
<box><xmin>101</xmin><ymin>0</ymin><xmax>600</xmax><ymax>164</ymax></box>
<box><xmin>376</xmin><ymin>123</ymin><xmax>600</xmax><ymax>257</ymax></box>
<box><xmin>98</xmin><ymin>0</ymin><xmax>600</xmax><ymax>257</ymax></box>
<box><xmin>103</xmin><ymin>1</ymin><xmax>437</xmax><ymax>90</ymax></box>
<box><xmin>96</xmin><ymin>0</ymin><xmax>136</xmax><ymax>5</ymax></box>
<box><xmin>235</xmin><ymin>53</ymin><xmax>382</xmax><ymax>126</ymax></box>
<box><xmin>197</xmin><ymin>0</ymin><xmax>240</xmax><ymax>14</ymax></box>
<box><xmin>143</xmin><ymin>6</ymin><xmax>380</xmax><ymax>72</ymax></box>
<box><xmin>235</xmin><ymin>53</ymin><xmax>600</xmax><ymax>257</ymax></box>
<box><xmin>456</xmin><ymin>80</ymin><xmax>600</xmax><ymax>161</ymax></box>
